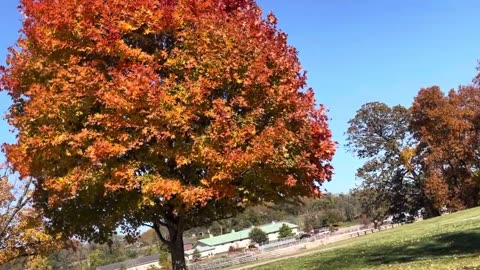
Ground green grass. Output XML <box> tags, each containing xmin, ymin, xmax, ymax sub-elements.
<box><xmin>254</xmin><ymin>207</ymin><xmax>480</xmax><ymax>270</ymax></box>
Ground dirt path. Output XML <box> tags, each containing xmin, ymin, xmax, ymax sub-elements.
<box><xmin>229</xmin><ymin>244</ymin><xmax>349</xmax><ymax>270</ymax></box>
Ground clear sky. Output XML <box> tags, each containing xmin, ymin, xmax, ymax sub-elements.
<box><xmin>1</xmin><ymin>1</ymin><xmax>480</xmax><ymax>193</ymax></box>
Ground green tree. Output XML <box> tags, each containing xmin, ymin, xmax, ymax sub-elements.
<box><xmin>278</xmin><ymin>224</ymin><xmax>294</xmax><ymax>238</ymax></box>
<box><xmin>346</xmin><ymin>102</ymin><xmax>424</xmax><ymax>223</ymax></box>
<box><xmin>248</xmin><ymin>228</ymin><xmax>268</xmax><ymax>245</ymax></box>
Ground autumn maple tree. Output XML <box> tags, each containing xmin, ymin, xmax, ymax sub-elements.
<box><xmin>0</xmin><ymin>0</ymin><xmax>335</xmax><ymax>269</ymax></box>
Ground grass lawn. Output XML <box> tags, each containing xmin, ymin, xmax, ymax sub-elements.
<box><xmin>254</xmin><ymin>207</ymin><xmax>480</xmax><ymax>270</ymax></box>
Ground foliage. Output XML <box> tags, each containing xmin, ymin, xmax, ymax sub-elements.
<box><xmin>411</xmin><ymin>86</ymin><xmax>480</xmax><ymax>212</ymax></box>
<box><xmin>0</xmin><ymin>165</ymin><xmax>66</xmax><ymax>265</ymax></box>
<box><xmin>302</xmin><ymin>215</ymin><xmax>318</xmax><ymax>232</ymax></box>
<box><xmin>25</xmin><ymin>256</ymin><xmax>52</xmax><ymax>270</ymax></box>
<box><xmin>1</xmin><ymin>0</ymin><xmax>335</xmax><ymax>269</ymax></box>
<box><xmin>333</xmin><ymin>194</ymin><xmax>361</xmax><ymax>222</ymax></box>
<box><xmin>255</xmin><ymin>206</ymin><xmax>480</xmax><ymax>270</ymax></box>
<box><xmin>186</xmin><ymin>193</ymin><xmax>361</xmax><ymax>237</ymax></box>
<box><xmin>139</xmin><ymin>228</ymin><xmax>160</xmax><ymax>247</ymax></box>
<box><xmin>346</xmin><ymin>102</ymin><xmax>424</xmax><ymax>222</ymax></box>
<box><xmin>86</xmin><ymin>238</ymin><xmax>140</xmax><ymax>270</ymax></box>
<box><xmin>249</xmin><ymin>227</ymin><xmax>268</xmax><ymax>245</ymax></box>
<box><xmin>277</xmin><ymin>224</ymin><xmax>294</xmax><ymax>238</ymax></box>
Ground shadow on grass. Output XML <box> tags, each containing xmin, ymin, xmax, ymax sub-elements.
<box><xmin>301</xmin><ymin>229</ymin><xmax>480</xmax><ymax>269</ymax></box>
<box><xmin>365</xmin><ymin>230</ymin><xmax>480</xmax><ymax>265</ymax></box>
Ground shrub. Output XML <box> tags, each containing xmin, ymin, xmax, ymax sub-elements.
<box><xmin>249</xmin><ymin>228</ymin><xmax>268</xmax><ymax>245</ymax></box>
<box><xmin>278</xmin><ymin>224</ymin><xmax>294</xmax><ymax>238</ymax></box>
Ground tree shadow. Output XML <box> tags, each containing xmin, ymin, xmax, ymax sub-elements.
<box><xmin>307</xmin><ymin>229</ymin><xmax>480</xmax><ymax>269</ymax></box>
<box><xmin>365</xmin><ymin>230</ymin><xmax>480</xmax><ymax>265</ymax></box>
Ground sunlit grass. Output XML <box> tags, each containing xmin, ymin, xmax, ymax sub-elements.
<box><xmin>254</xmin><ymin>207</ymin><xmax>480</xmax><ymax>270</ymax></box>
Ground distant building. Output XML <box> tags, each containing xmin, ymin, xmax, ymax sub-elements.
<box><xmin>183</xmin><ymin>238</ymin><xmax>194</xmax><ymax>251</ymax></box>
<box><xmin>185</xmin><ymin>221</ymin><xmax>299</xmax><ymax>260</ymax></box>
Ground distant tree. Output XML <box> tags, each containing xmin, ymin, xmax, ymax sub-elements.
<box><xmin>0</xmin><ymin>164</ymin><xmax>66</xmax><ymax>265</ymax></box>
<box><xmin>1</xmin><ymin>1</ymin><xmax>335</xmax><ymax>269</ymax></box>
<box><xmin>411</xmin><ymin>86</ymin><xmax>480</xmax><ymax>213</ymax></box>
<box><xmin>308</xmin><ymin>195</ymin><xmax>335</xmax><ymax>212</ymax></box>
<box><xmin>47</xmin><ymin>249</ymin><xmax>78</xmax><ymax>270</ymax></box>
<box><xmin>303</xmin><ymin>215</ymin><xmax>318</xmax><ymax>232</ymax></box>
<box><xmin>278</xmin><ymin>224</ymin><xmax>294</xmax><ymax>238</ymax></box>
<box><xmin>25</xmin><ymin>256</ymin><xmax>52</xmax><ymax>270</ymax></box>
<box><xmin>318</xmin><ymin>209</ymin><xmax>343</xmax><ymax>230</ymax></box>
<box><xmin>249</xmin><ymin>228</ymin><xmax>268</xmax><ymax>245</ymax></box>
<box><xmin>139</xmin><ymin>229</ymin><xmax>160</xmax><ymax>247</ymax></box>
<box><xmin>346</xmin><ymin>102</ymin><xmax>424</xmax><ymax>222</ymax></box>
<box><xmin>333</xmin><ymin>193</ymin><xmax>360</xmax><ymax>222</ymax></box>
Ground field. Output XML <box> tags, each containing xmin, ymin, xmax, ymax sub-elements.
<box><xmin>254</xmin><ymin>207</ymin><xmax>480</xmax><ymax>270</ymax></box>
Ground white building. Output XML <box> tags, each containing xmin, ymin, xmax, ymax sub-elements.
<box><xmin>185</xmin><ymin>221</ymin><xmax>299</xmax><ymax>260</ymax></box>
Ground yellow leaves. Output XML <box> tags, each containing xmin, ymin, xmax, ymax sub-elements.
<box><xmin>400</xmin><ymin>147</ymin><xmax>416</xmax><ymax>172</ymax></box>
<box><xmin>211</xmin><ymin>171</ymin><xmax>230</xmax><ymax>183</ymax></box>
<box><xmin>52</xmin><ymin>133</ymin><xmax>68</xmax><ymax>146</ymax></box>
<box><xmin>176</xmin><ymin>155</ymin><xmax>191</xmax><ymax>168</ymax></box>
<box><xmin>0</xmin><ymin>170</ymin><xmax>67</xmax><ymax>265</ymax></box>
<box><xmin>117</xmin><ymin>21</ymin><xmax>137</xmax><ymax>32</ymax></box>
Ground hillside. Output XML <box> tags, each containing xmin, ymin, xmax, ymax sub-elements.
<box><xmin>253</xmin><ymin>207</ymin><xmax>480</xmax><ymax>270</ymax></box>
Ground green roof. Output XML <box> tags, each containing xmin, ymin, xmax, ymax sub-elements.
<box><xmin>198</xmin><ymin>222</ymin><xmax>298</xmax><ymax>247</ymax></box>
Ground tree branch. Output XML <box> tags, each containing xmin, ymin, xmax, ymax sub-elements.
<box><xmin>152</xmin><ymin>222</ymin><xmax>170</xmax><ymax>245</ymax></box>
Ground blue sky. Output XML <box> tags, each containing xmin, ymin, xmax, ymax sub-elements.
<box><xmin>1</xmin><ymin>1</ymin><xmax>480</xmax><ymax>193</ymax></box>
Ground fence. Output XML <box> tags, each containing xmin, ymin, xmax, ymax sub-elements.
<box><xmin>188</xmin><ymin>223</ymin><xmax>401</xmax><ymax>270</ymax></box>
<box><xmin>189</xmin><ymin>253</ymin><xmax>257</xmax><ymax>270</ymax></box>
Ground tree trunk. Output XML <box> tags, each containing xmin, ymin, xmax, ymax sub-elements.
<box><xmin>168</xmin><ymin>226</ymin><xmax>187</xmax><ymax>270</ymax></box>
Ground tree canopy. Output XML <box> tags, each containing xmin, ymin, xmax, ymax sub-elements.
<box><xmin>0</xmin><ymin>0</ymin><xmax>335</xmax><ymax>268</ymax></box>
<box><xmin>346</xmin><ymin>102</ymin><xmax>423</xmax><ymax>223</ymax></box>
<box><xmin>411</xmin><ymin>86</ymin><xmax>480</xmax><ymax>211</ymax></box>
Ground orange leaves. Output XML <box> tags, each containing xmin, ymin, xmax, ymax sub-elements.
<box><xmin>86</xmin><ymin>139</ymin><xmax>127</xmax><ymax>164</ymax></box>
<box><xmin>141</xmin><ymin>176</ymin><xmax>216</xmax><ymax>209</ymax></box>
<box><xmin>143</xmin><ymin>176</ymin><xmax>183</xmax><ymax>200</ymax></box>
<box><xmin>411</xmin><ymin>86</ymin><xmax>480</xmax><ymax>209</ymax></box>
<box><xmin>424</xmin><ymin>172</ymin><xmax>450</xmax><ymax>210</ymax></box>
<box><xmin>2</xmin><ymin>0</ymin><xmax>335</xmax><ymax>247</ymax></box>
<box><xmin>284</xmin><ymin>175</ymin><xmax>297</xmax><ymax>187</ymax></box>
